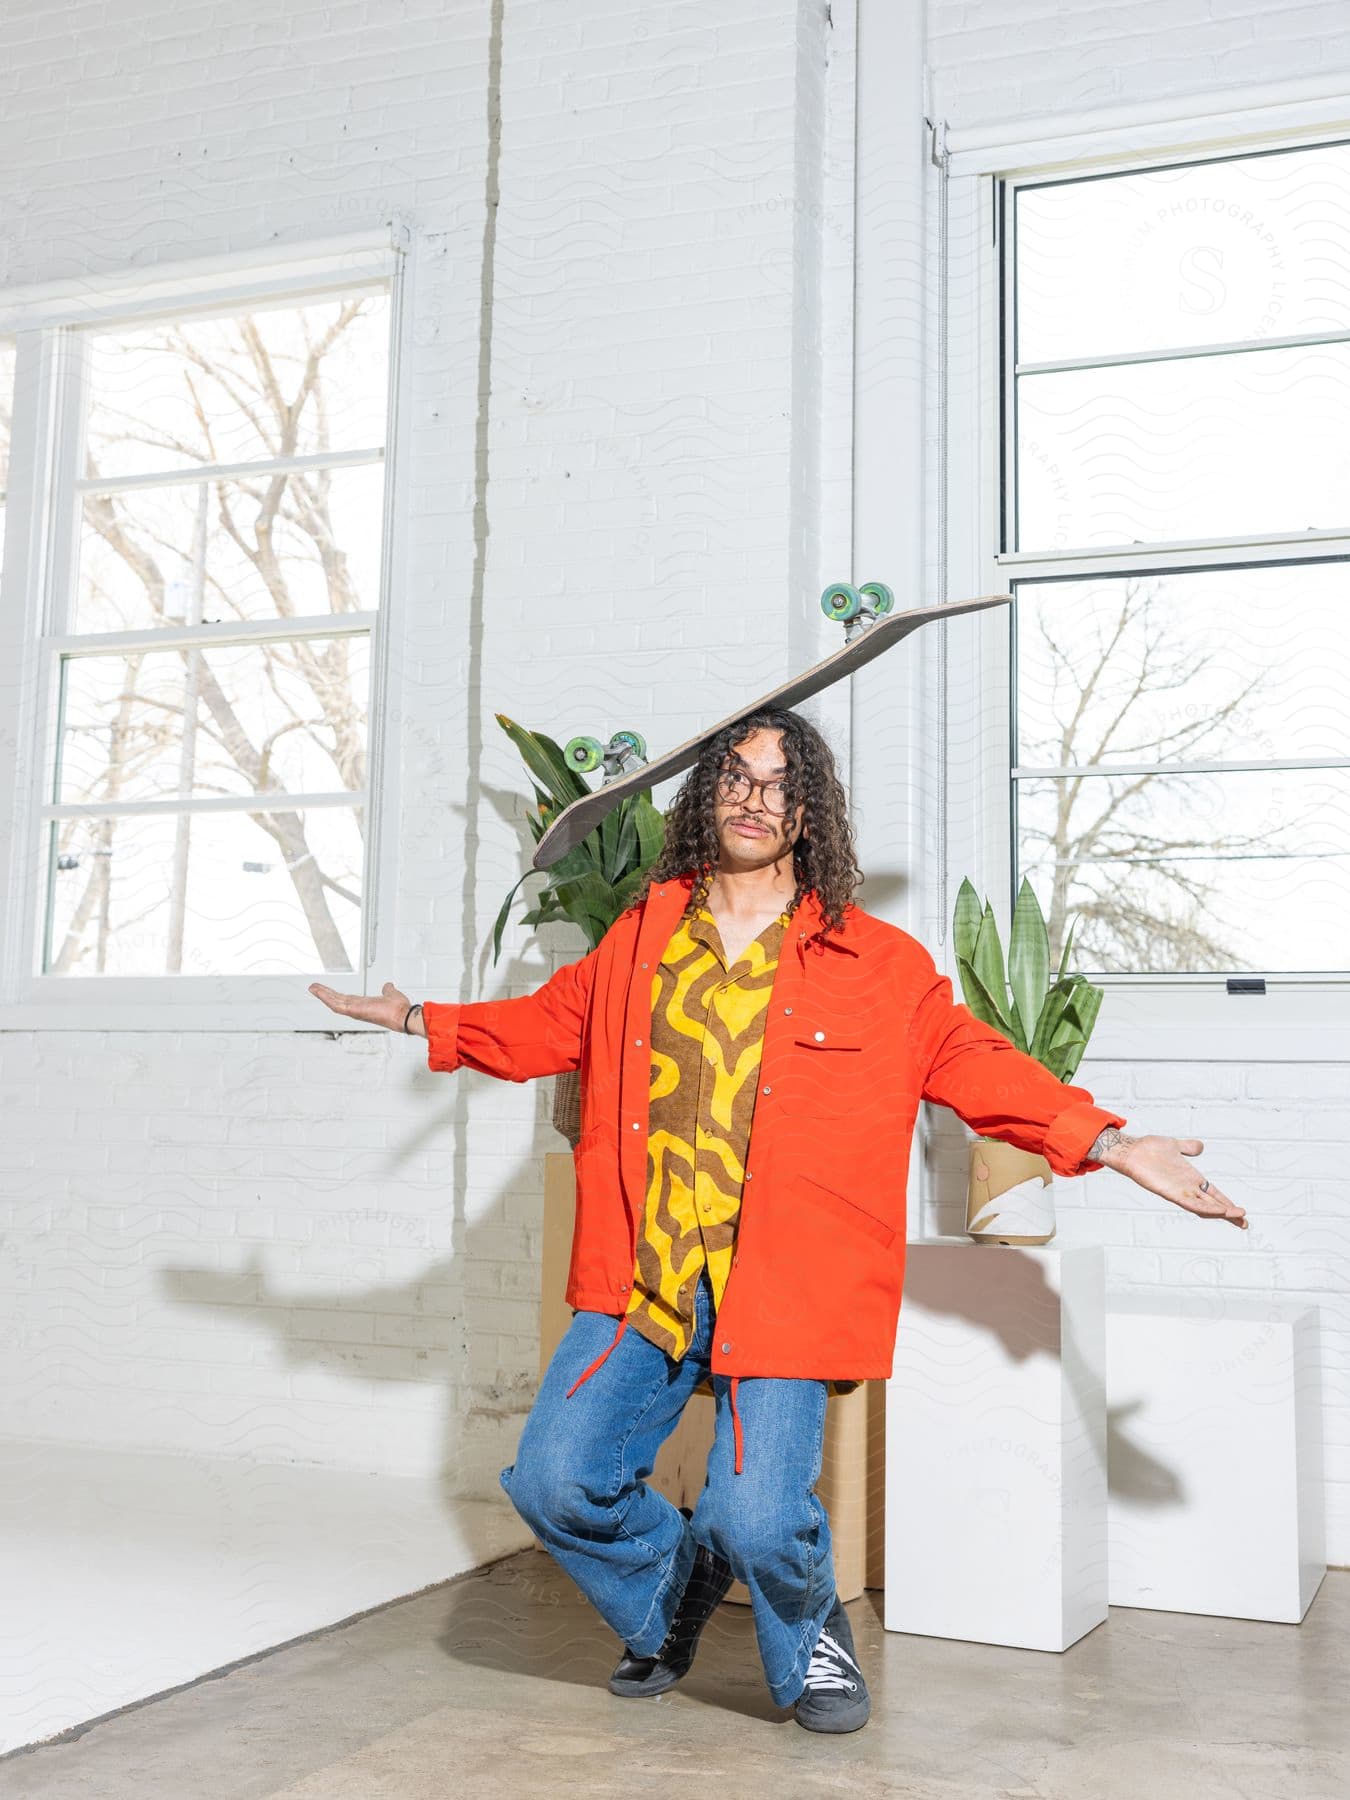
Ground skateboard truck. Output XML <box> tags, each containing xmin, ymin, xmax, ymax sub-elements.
<box><xmin>821</xmin><ymin>580</ymin><xmax>895</xmax><ymax>643</ymax></box>
<box><xmin>562</xmin><ymin>728</ymin><xmax>649</xmax><ymax>784</ymax></box>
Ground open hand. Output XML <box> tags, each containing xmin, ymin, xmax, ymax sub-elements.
<box><xmin>308</xmin><ymin>980</ymin><xmax>421</xmax><ymax>1034</ymax></box>
<box><xmin>1104</xmin><ymin>1134</ymin><xmax>1246</xmax><ymax>1229</ymax></box>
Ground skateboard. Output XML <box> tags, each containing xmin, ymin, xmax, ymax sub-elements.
<box><xmin>531</xmin><ymin>584</ymin><xmax>1012</xmax><ymax>870</ymax></box>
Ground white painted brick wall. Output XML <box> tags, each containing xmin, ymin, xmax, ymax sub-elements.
<box><xmin>929</xmin><ymin>0</ymin><xmax>1350</xmax><ymax>127</ymax></box>
<box><xmin>1</xmin><ymin>0</ymin><xmax>1345</xmax><ymax>1570</ymax></box>
<box><xmin>0</xmin><ymin>0</ymin><xmax>841</xmax><ymax>1508</ymax></box>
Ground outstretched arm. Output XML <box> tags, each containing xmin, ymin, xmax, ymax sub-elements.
<box><xmin>907</xmin><ymin>951</ymin><xmax>1246</xmax><ymax>1228</ymax></box>
<box><xmin>1085</xmin><ymin>1125</ymin><xmax>1246</xmax><ymax>1229</ymax></box>
<box><xmin>309</xmin><ymin>944</ymin><xmax>600</xmax><ymax>1084</ymax></box>
<box><xmin>908</xmin><ymin>951</ymin><xmax>1128</xmax><ymax>1178</ymax></box>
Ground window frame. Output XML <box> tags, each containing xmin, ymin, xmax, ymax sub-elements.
<box><xmin>0</xmin><ymin>228</ymin><xmax>415</xmax><ymax>1030</ymax></box>
<box><xmin>935</xmin><ymin>118</ymin><xmax>1350</xmax><ymax>1063</ymax></box>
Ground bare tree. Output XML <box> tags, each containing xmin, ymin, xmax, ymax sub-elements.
<box><xmin>52</xmin><ymin>299</ymin><xmax>378</xmax><ymax>974</ymax></box>
<box><xmin>1022</xmin><ymin>574</ymin><xmax>1309</xmax><ymax>972</ymax></box>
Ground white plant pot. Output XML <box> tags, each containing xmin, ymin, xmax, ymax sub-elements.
<box><xmin>966</xmin><ymin>1137</ymin><xmax>1056</xmax><ymax>1245</ymax></box>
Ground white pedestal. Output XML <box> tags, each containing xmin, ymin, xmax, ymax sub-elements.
<box><xmin>884</xmin><ymin>1240</ymin><xmax>1106</xmax><ymax>1652</ymax></box>
<box><xmin>1106</xmin><ymin>1291</ymin><xmax>1326</xmax><ymax>1623</ymax></box>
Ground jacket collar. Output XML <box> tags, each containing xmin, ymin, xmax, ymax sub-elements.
<box><xmin>636</xmin><ymin>870</ymin><xmax>861</xmax><ymax>965</ymax></box>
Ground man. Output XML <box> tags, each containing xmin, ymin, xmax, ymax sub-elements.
<box><xmin>309</xmin><ymin>705</ymin><xmax>1246</xmax><ymax>1735</ymax></box>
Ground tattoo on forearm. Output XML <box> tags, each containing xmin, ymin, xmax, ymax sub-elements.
<box><xmin>1088</xmin><ymin>1126</ymin><xmax>1136</xmax><ymax>1162</ymax></box>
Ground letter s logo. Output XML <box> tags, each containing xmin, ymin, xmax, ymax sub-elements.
<box><xmin>1179</xmin><ymin>245</ymin><xmax>1226</xmax><ymax>317</ymax></box>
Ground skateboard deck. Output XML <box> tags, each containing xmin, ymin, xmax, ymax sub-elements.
<box><xmin>532</xmin><ymin>591</ymin><xmax>1010</xmax><ymax>869</ymax></box>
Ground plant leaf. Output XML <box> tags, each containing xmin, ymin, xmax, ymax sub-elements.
<box><xmin>633</xmin><ymin>794</ymin><xmax>665</xmax><ymax>867</ymax></box>
<box><xmin>611</xmin><ymin>866</ymin><xmax>648</xmax><ymax>911</ymax></box>
<box><xmin>549</xmin><ymin>837</ymin><xmax>601</xmax><ymax>884</ymax></box>
<box><xmin>972</xmin><ymin>903</ymin><xmax>1009</xmax><ymax>1022</ymax></box>
<box><xmin>597</xmin><ymin>797</ymin><xmax>623</xmax><ymax>884</ymax></box>
<box><xmin>1007</xmin><ymin>875</ymin><xmax>1049</xmax><ymax>1052</ymax></box>
<box><xmin>490</xmin><ymin>716</ymin><xmax>667</xmax><ymax>959</ymax></box>
<box><xmin>521</xmin><ymin>896</ymin><xmax>566</xmax><ymax>927</ymax></box>
<box><xmin>1063</xmin><ymin>980</ymin><xmax>1105</xmax><ymax>1045</ymax></box>
<box><xmin>491</xmin><ymin>869</ymin><xmax>540</xmax><ymax>964</ymax></box>
<box><xmin>1044</xmin><ymin>1037</ymin><xmax>1087</xmax><ymax>1083</ymax></box>
<box><xmin>551</xmin><ymin>871</ymin><xmax>624</xmax><ymax>947</ymax></box>
<box><xmin>611</xmin><ymin>801</ymin><xmax>638</xmax><ymax>877</ymax></box>
<box><xmin>956</xmin><ymin>954</ymin><xmax>1023</xmax><ymax>1050</ymax></box>
<box><xmin>1030</xmin><ymin>979</ymin><xmax>1077</xmax><ymax>1062</ymax></box>
<box><xmin>953</xmin><ymin>877</ymin><xmax>984</xmax><ymax>968</ymax></box>
<box><xmin>1056</xmin><ymin>913</ymin><xmax>1078</xmax><ymax>981</ymax></box>
<box><xmin>495</xmin><ymin>714</ymin><xmax>589</xmax><ymax>808</ymax></box>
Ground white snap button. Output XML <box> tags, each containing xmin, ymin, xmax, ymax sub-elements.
<box><xmin>721</xmin><ymin>1342</ymin><xmax>731</xmax><ymax>1353</ymax></box>
<box><xmin>635</xmin><ymin>1038</ymin><xmax>643</xmax><ymax>1047</ymax></box>
<box><xmin>745</xmin><ymin>1171</ymin><xmax>754</xmax><ymax>1180</ymax></box>
<box><xmin>762</xmin><ymin>1085</ymin><xmax>771</xmax><ymax>1095</ymax></box>
<box><xmin>631</xmin><ymin>1121</ymin><xmax>640</xmax><ymax>1130</ymax></box>
<box><xmin>783</xmin><ymin>1005</ymin><xmax>793</xmax><ymax>1014</ymax></box>
<box><xmin>641</xmin><ymin>961</ymin><xmax>649</xmax><ymax>969</ymax></box>
<box><xmin>814</xmin><ymin>1030</ymin><xmax>825</xmax><ymax>1041</ymax></box>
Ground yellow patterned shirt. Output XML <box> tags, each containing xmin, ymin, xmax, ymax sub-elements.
<box><xmin>625</xmin><ymin>899</ymin><xmax>860</xmax><ymax>1397</ymax></box>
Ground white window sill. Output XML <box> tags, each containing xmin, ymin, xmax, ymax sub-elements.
<box><xmin>1</xmin><ymin>975</ymin><xmax>1345</xmax><ymax>1059</ymax></box>
<box><xmin>1077</xmin><ymin>978</ymin><xmax>1350</xmax><ymax>1063</ymax></box>
<box><xmin>0</xmin><ymin>977</ymin><xmax>385</xmax><ymax>1034</ymax></box>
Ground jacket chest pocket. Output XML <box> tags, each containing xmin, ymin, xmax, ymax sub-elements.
<box><xmin>792</xmin><ymin>1029</ymin><xmax>863</xmax><ymax>1052</ymax></box>
<box><xmin>789</xmin><ymin>1025</ymin><xmax>864</xmax><ymax>1112</ymax></box>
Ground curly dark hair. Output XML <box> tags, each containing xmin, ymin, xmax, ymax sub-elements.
<box><xmin>627</xmin><ymin>706</ymin><xmax>862</xmax><ymax>937</ymax></box>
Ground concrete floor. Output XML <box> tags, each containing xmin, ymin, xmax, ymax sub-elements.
<box><xmin>5</xmin><ymin>1552</ymin><xmax>1348</xmax><ymax>1800</ymax></box>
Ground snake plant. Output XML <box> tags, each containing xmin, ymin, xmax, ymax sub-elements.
<box><xmin>491</xmin><ymin>714</ymin><xmax>666</xmax><ymax>961</ymax></box>
<box><xmin>952</xmin><ymin>875</ymin><xmax>1104</xmax><ymax>1083</ymax></box>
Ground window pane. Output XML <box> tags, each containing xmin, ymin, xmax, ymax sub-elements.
<box><xmin>74</xmin><ymin>463</ymin><xmax>385</xmax><ymax>632</ymax></box>
<box><xmin>1017</xmin><ymin>340</ymin><xmax>1350</xmax><ymax>550</ymax></box>
<box><xmin>1015</xmin><ymin>565</ymin><xmax>1350</xmax><ymax>767</ymax></box>
<box><xmin>1016</xmin><ymin>140</ymin><xmax>1350</xmax><ymax>363</ymax></box>
<box><xmin>44</xmin><ymin>805</ymin><xmax>364</xmax><ymax>976</ymax></box>
<box><xmin>1016</xmin><ymin>768</ymin><xmax>1345</xmax><ymax>975</ymax></box>
<box><xmin>57</xmin><ymin>635</ymin><xmax>370</xmax><ymax>804</ymax></box>
<box><xmin>83</xmin><ymin>292</ymin><xmax>390</xmax><ymax>480</ymax></box>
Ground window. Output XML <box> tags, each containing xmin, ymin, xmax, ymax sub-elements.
<box><xmin>999</xmin><ymin>140</ymin><xmax>1350</xmax><ymax>980</ymax></box>
<box><xmin>0</xmin><ymin>233</ymin><xmax>407</xmax><ymax>1025</ymax></box>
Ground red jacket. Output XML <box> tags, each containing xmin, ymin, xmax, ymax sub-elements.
<box><xmin>422</xmin><ymin>872</ymin><xmax>1127</xmax><ymax>1474</ymax></box>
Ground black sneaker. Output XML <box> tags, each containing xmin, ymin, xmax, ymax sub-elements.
<box><xmin>794</xmin><ymin>1591</ymin><xmax>870</xmax><ymax>1732</ymax></box>
<box><xmin>608</xmin><ymin>1509</ymin><xmax>735</xmax><ymax>1698</ymax></box>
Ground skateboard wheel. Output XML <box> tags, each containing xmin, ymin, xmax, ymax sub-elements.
<box><xmin>859</xmin><ymin>581</ymin><xmax>894</xmax><ymax>616</ymax></box>
<box><xmin>821</xmin><ymin>582</ymin><xmax>861</xmax><ymax>621</ymax></box>
<box><xmin>611</xmin><ymin>729</ymin><xmax>647</xmax><ymax>760</ymax></box>
<box><xmin>563</xmin><ymin>735</ymin><xmax>604</xmax><ymax>773</ymax></box>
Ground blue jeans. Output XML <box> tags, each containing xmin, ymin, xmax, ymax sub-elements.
<box><xmin>499</xmin><ymin>1267</ymin><xmax>836</xmax><ymax>1707</ymax></box>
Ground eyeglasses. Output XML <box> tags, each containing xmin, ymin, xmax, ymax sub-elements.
<box><xmin>715</xmin><ymin>766</ymin><xmax>795</xmax><ymax>815</ymax></box>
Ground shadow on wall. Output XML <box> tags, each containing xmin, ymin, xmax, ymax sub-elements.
<box><xmin>156</xmin><ymin>1055</ymin><xmax>566</xmax><ymax>1574</ymax></box>
<box><xmin>921</xmin><ymin>1123</ymin><xmax>1180</xmax><ymax>1519</ymax></box>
